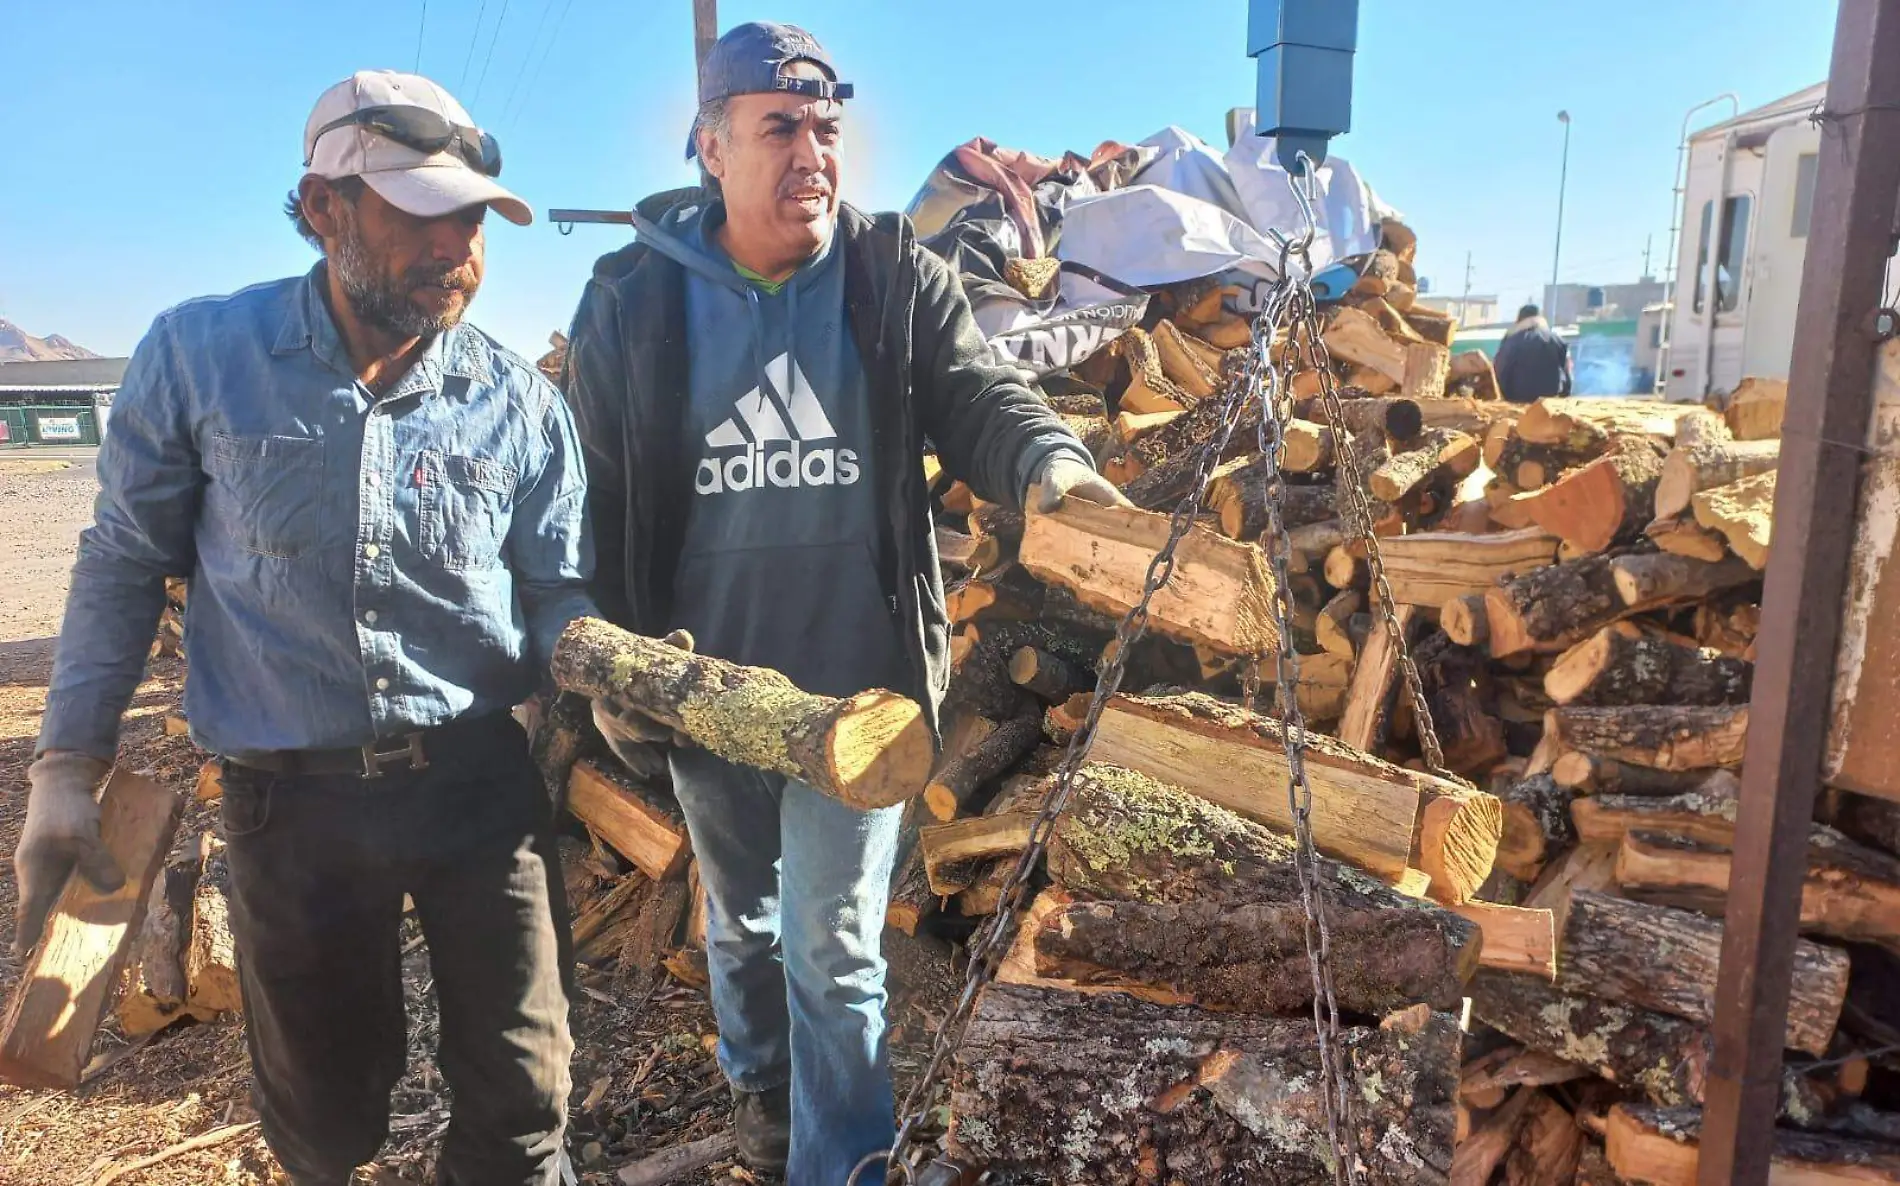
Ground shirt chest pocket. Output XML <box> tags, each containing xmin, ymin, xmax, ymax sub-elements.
<box><xmin>204</xmin><ymin>433</ymin><xmax>324</xmax><ymax>559</ymax></box>
<box><xmin>418</xmin><ymin>450</ymin><xmax>518</xmax><ymax>572</ymax></box>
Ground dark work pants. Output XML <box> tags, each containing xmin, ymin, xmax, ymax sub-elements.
<box><xmin>219</xmin><ymin>719</ymin><xmax>573</xmax><ymax>1186</ymax></box>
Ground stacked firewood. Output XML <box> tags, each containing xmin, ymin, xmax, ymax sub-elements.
<box><xmin>902</xmin><ymin>227</ymin><xmax>1900</xmax><ymax>1181</ymax></box>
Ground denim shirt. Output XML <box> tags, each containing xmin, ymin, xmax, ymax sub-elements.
<box><xmin>39</xmin><ymin>266</ymin><xmax>596</xmax><ymax>760</ymax></box>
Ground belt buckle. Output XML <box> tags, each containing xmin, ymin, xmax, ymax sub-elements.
<box><xmin>361</xmin><ymin>732</ymin><xmax>429</xmax><ymax>779</ymax></box>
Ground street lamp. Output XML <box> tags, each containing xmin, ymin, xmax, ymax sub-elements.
<box><xmin>1552</xmin><ymin>111</ymin><xmax>1572</xmax><ymax>302</ymax></box>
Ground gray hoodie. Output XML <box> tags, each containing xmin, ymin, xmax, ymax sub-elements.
<box><xmin>634</xmin><ymin>200</ymin><xmax>909</xmax><ymax>699</ymax></box>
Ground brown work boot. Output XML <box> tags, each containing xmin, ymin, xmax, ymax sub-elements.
<box><xmin>733</xmin><ymin>1084</ymin><xmax>791</xmax><ymax>1175</ymax></box>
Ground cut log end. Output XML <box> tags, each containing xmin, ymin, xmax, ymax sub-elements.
<box><xmin>828</xmin><ymin>692</ymin><xmax>934</xmax><ymax>810</ymax></box>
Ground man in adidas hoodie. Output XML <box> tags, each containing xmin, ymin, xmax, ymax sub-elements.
<box><xmin>562</xmin><ymin>22</ymin><xmax>1122</xmax><ymax>1183</ymax></box>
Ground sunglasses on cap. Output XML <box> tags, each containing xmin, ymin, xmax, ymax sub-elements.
<box><xmin>308</xmin><ymin>104</ymin><xmax>503</xmax><ymax>177</ymax></box>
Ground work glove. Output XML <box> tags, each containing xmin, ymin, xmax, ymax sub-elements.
<box><xmin>13</xmin><ymin>751</ymin><xmax>122</xmax><ymax>959</ymax></box>
<box><xmin>591</xmin><ymin>629</ymin><xmax>696</xmax><ymax>763</ymax></box>
<box><xmin>1030</xmin><ymin>454</ymin><xmax>1134</xmax><ymax>515</ymax></box>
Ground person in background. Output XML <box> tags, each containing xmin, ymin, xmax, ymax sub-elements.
<box><xmin>561</xmin><ymin>21</ymin><xmax>1123</xmax><ymax>1183</ymax></box>
<box><xmin>12</xmin><ymin>70</ymin><xmax>592</xmax><ymax>1185</ymax></box>
<box><xmin>1494</xmin><ymin>302</ymin><xmax>1573</xmax><ymax>402</ymax></box>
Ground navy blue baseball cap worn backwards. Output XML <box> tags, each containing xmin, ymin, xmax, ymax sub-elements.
<box><xmin>685</xmin><ymin>21</ymin><xmax>854</xmax><ymax>160</ymax></box>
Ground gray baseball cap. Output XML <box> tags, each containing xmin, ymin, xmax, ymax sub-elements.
<box><xmin>685</xmin><ymin>22</ymin><xmax>853</xmax><ymax>160</ymax></box>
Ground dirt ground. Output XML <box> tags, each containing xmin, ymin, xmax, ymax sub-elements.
<box><xmin>0</xmin><ymin>455</ymin><xmax>957</xmax><ymax>1185</ymax></box>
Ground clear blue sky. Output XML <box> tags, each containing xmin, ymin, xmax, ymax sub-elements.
<box><xmin>0</xmin><ymin>0</ymin><xmax>1839</xmax><ymax>360</ymax></box>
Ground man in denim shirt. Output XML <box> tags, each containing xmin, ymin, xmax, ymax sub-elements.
<box><xmin>13</xmin><ymin>71</ymin><xmax>592</xmax><ymax>1185</ymax></box>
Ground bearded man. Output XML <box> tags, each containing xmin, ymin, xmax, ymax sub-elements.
<box><xmin>12</xmin><ymin>71</ymin><xmax>592</xmax><ymax>1185</ymax></box>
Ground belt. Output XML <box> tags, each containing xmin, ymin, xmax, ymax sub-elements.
<box><xmin>222</xmin><ymin>712</ymin><xmax>507</xmax><ymax>780</ymax></box>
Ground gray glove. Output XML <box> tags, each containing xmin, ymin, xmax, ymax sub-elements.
<box><xmin>13</xmin><ymin>751</ymin><xmax>122</xmax><ymax>958</ymax></box>
<box><xmin>591</xmin><ymin>629</ymin><xmax>695</xmax><ymax>762</ymax></box>
<box><xmin>1030</xmin><ymin>454</ymin><xmax>1134</xmax><ymax>515</ymax></box>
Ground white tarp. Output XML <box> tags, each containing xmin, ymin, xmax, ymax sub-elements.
<box><xmin>1221</xmin><ymin>109</ymin><xmax>1396</xmax><ymax>269</ymax></box>
<box><xmin>1054</xmin><ymin>185</ymin><xmax>1286</xmax><ymax>289</ymax></box>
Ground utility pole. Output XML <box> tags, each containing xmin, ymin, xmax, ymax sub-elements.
<box><xmin>693</xmin><ymin>0</ymin><xmax>718</xmax><ymax>75</ymax></box>
<box><xmin>1461</xmin><ymin>251</ymin><xmax>1474</xmax><ymax>323</ymax></box>
<box><xmin>1552</xmin><ymin>111</ymin><xmax>1572</xmax><ymax>299</ymax></box>
<box><xmin>1642</xmin><ymin>233</ymin><xmax>1653</xmax><ymax>280</ymax></box>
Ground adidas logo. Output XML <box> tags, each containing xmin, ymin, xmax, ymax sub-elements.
<box><xmin>695</xmin><ymin>352</ymin><xmax>861</xmax><ymax>495</ymax></box>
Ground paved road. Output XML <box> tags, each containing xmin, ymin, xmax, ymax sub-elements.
<box><xmin>0</xmin><ymin>445</ymin><xmax>100</xmax><ymax>464</ymax></box>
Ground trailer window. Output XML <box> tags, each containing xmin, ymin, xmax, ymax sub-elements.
<box><xmin>1693</xmin><ymin>196</ymin><xmax>1751</xmax><ymax>314</ymax></box>
<box><xmin>1792</xmin><ymin>153</ymin><xmax>1818</xmax><ymax>238</ymax></box>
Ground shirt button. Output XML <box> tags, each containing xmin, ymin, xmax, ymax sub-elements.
<box><xmin>376</xmin><ymin>677</ymin><xmax>391</xmax><ymax>691</ymax></box>
<box><xmin>364</xmin><ymin>610</ymin><xmax>379</xmax><ymax>624</ymax></box>
<box><xmin>367</xmin><ymin>473</ymin><xmax>382</xmax><ymax>489</ymax></box>
<box><xmin>364</xmin><ymin>543</ymin><xmax>382</xmax><ymax>559</ymax></box>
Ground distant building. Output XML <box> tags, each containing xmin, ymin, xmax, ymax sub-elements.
<box><xmin>1542</xmin><ymin>279</ymin><xmax>1668</xmax><ymax>326</ymax></box>
<box><xmin>1413</xmin><ymin>293</ymin><xmax>1501</xmax><ymax>328</ymax></box>
<box><xmin>0</xmin><ymin>357</ymin><xmax>128</xmax><ymax>445</ymax></box>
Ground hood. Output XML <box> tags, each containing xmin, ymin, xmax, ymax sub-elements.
<box><xmin>1509</xmin><ymin>314</ymin><xmax>1550</xmax><ymax>336</ymax></box>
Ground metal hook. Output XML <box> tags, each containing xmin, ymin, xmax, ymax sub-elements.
<box><xmin>848</xmin><ymin>1149</ymin><xmax>916</xmax><ymax>1186</ymax></box>
<box><xmin>556</xmin><ymin>221</ymin><xmax>575</xmax><ymax>236</ymax></box>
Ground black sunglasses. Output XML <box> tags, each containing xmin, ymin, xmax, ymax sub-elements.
<box><xmin>309</xmin><ymin>105</ymin><xmax>503</xmax><ymax>177</ymax></box>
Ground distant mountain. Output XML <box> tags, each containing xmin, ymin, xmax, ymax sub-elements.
<box><xmin>0</xmin><ymin>318</ymin><xmax>99</xmax><ymax>363</ymax></box>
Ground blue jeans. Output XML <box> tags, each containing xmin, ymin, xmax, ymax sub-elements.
<box><xmin>669</xmin><ymin>748</ymin><xmax>904</xmax><ymax>1185</ymax></box>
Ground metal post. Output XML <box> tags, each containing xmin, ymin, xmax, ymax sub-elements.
<box><xmin>1699</xmin><ymin>2</ymin><xmax>1900</xmax><ymax>1182</ymax></box>
<box><xmin>693</xmin><ymin>0</ymin><xmax>718</xmax><ymax>75</ymax></box>
<box><xmin>1552</xmin><ymin>111</ymin><xmax>1571</xmax><ymax>292</ymax></box>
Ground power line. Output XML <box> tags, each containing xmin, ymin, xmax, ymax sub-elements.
<box><xmin>473</xmin><ymin>0</ymin><xmax>515</xmax><ymax>104</ymax></box>
<box><xmin>496</xmin><ymin>0</ymin><xmax>558</xmax><ymax>123</ymax></box>
<box><xmin>501</xmin><ymin>0</ymin><xmax>579</xmax><ymax>128</ymax></box>
<box><xmin>414</xmin><ymin>0</ymin><xmax>428</xmax><ymax>71</ymax></box>
<box><xmin>459</xmin><ymin>0</ymin><xmax>491</xmax><ymax>91</ymax></box>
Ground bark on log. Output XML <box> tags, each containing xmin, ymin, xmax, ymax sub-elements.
<box><xmin>1558</xmin><ymin>890</ymin><xmax>1847</xmax><ymax>1056</ymax></box>
<box><xmin>0</xmin><ymin>769</ymin><xmax>185</xmax><ymax>1088</ymax></box>
<box><xmin>1494</xmin><ymin>775</ymin><xmax>1577</xmax><ymax>883</ymax></box>
<box><xmin>1402</xmin><ymin>341</ymin><xmax>1452</xmax><ymax>401</ymax></box>
<box><xmin>1544</xmin><ymin>622</ymin><xmax>1752</xmax><ymax>707</ymax></box>
<box><xmin>119</xmin><ymin>832</ymin><xmax>214</xmax><ymax>1037</ymax></box>
<box><xmin>885</xmin><ymin>846</ymin><xmax>934</xmax><ymax>936</ymax></box>
<box><xmin>1375</xmin><ymin>528</ymin><xmax>1558</xmax><ymax>608</ymax></box>
<box><xmin>551</xmin><ymin>618</ymin><xmax>932</xmax><ymax>811</ymax></box>
<box><xmin>1655</xmin><ymin>437</ymin><xmax>1781</xmax><ymax>519</ymax></box>
<box><xmin>1467</xmin><ymin>970</ymin><xmax>1709</xmax><ymax>1106</ymax></box>
<box><xmin>1120</xmin><ymin>387</ymin><xmax>1262</xmax><ymax>509</ymax></box>
<box><xmin>1417</xmin><ymin>632</ymin><xmax>1509</xmax><ymax>778</ymax></box>
<box><xmin>184</xmin><ymin>847</ymin><xmax>240</xmax><ymax>1016</ymax></box>
<box><xmin>947</xmin><ymin>982</ymin><xmax>1461</xmax><ymax>1185</ymax></box>
<box><xmin>1087</xmin><ymin>691</ymin><xmax>1462</xmax><ymax>880</ymax></box>
<box><xmin>1830</xmin><ymin>790</ymin><xmax>1900</xmax><ymax>861</ymax></box>
<box><xmin>1492</xmin><ymin>435</ymin><xmax>1601</xmax><ymax>490</ymax></box>
<box><xmin>1692</xmin><ymin>469</ymin><xmax>1777</xmax><ymax>568</ymax></box>
<box><xmin>1299</xmin><ymin>396</ymin><xmax>1425</xmax><ymax>443</ymax></box>
<box><xmin>1153</xmin><ymin>319</ymin><xmax>1221</xmax><ymax>398</ymax></box>
<box><xmin>1442</xmin><ymin>594</ymin><xmax>1489</xmax><ymax>648</ymax></box>
<box><xmin>1368</xmin><ymin>428</ymin><xmax>1480</xmax><ymax>502</ymax></box>
<box><xmin>1570</xmin><ymin>775</ymin><xmax>1742</xmax><ymax>848</ymax></box>
<box><xmin>1606</xmin><ymin>1103</ymin><xmax>1900</xmax><ymax>1186</ymax></box>
<box><xmin>1007</xmin><ymin>646</ymin><xmax>1087</xmax><ymax>704</ymax></box>
<box><xmin>1609</xmin><ymin>551</ymin><xmax>1759</xmax><ymax>608</ymax></box>
<box><xmin>1019</xmin><ymin>500</ymin><xmax>1279</xmax><ymax>655</ymax></box>
<box><xmin>1484</xmin><ymin>554</ymin><xmax>1625</xmax><ymax>657</ymax></box>
<box><xmin>1504</xmin><ymin>1091</ymin><xmax>1584</xmax><ymax>1186</ymax></box>
<box><xmin>1204</xmin><ymin>457</ymin><xmax>1339</xmax><ymax>541</ymax></box>
<box><xmin>1547</xmin><ymin>705</ymin><xmax>1748</xmax><ymax>771</ymax></box>
<box><xmin>1521</xmin><ymin>436</ymin><xmax>1670</xmax><ymax>553</ymax></box>
<box><xmin>924</xmin><ymin>711</ymin><xmax>1043</xmax><ymax>822</ymax></box>
<box><xmin>1616</xmin><ymin>829</ymin><xmax>1900</xmax><ymax>954</ymax></box>
<box><xmin>1030</xmin><ymin>894</ymin><xmax>1477</xmax><ymax>1015</ymax></box>
<box><xmin>1550</xmin><ymin>753</ymin><xmax>1721</xmax><ymax>796</ymax></box>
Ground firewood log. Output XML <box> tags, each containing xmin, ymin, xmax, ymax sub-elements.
<box><xmin>1829</xmin><ymin>790</ymin><xmax>1900</xmax><ymax>860</ymax></box>
<box><xmin>1006</xmin><ymin>647</ymin><xmax>1087</xmax><ymax>704</ymax></box>
<box><xmin>1060</xmin><ymin>412</ymin><xmax>1117</xmax><ymax>465</ymax></box>
<box><xmin>1484</xmin><ymin>554</ymin><xmax>1625</xmax><ymax>657</ymax></box>
<box><xmin>1550</xmin><ymin>753</ymin><xmax>1725</xmax><ymax>795</ymax></box>
<box><xmin>1405</xmin><ymin>304</ymin><xmax>1458</xmax><ymax>346</ymax></box>
<box><xmin>1119</xmin><ymin>384</ymin><xmax>1262</xmax><ymax>509</ymax></box>
<box><xmin>1724</xmin><ymin>376</ymin><xmax>1789</xmax><ymax>440</ymax></box>
<box><xmin>1300</xmin><ymin>395</ymin><xmax>1425</xmax><ymax>442</ymax></box>
<box><xmin>1570</xmin><ymin>774</ymin><xmax>1742</xmax><ymax>848</ymax></box>
<box><xmin>1546</xmin><ymin>704</ymin><xmax>1748</xmax><ymax>771</ymax></box>
<box><xmin>1316</xmin><ymin>588</ymin><xmax>1362</xmax><ymax>659</ymax></box>
<box><xmin>1516</xmin><ymin>398</ymin><xmax>1695</xmax><ymax>451</ymax></box>
<box><xmin>1606</xmin><ymin>1103</ymin><xmax>1900</xmax><ymax>1186</ymax></box>
<box><xmin>1338</xmin><ymin>604</ymin><xmax>1421</xmax><ymax>756</ymax></box>
<box><xmin>1446</xmin><ymin>900</ymin><xmax>1557</xmax><ymax>979</ymax></box>
<box><xmin>1609</xmin><ymin>551</ymin><xmax>1759</xmax><ymax>608</ymax></box>
<box><xmin>1323</xmin><ymin>544</ymin><xmax>1367</xmax><ymax>591</ymax></box>
<box><xmin>119</xmin><ymin>832</ymin><xmax>215</xmax><ymax>1037</ymax></box>
<box><xmin>1617</xmin><ymin>829</ymin><xmax>1900</xmax><ymax>954</ymax></box>
<box><xmin>1468</xmin><ymin>969</ymin><xmax>1709</xmax><ymax>1106</ymax></box>
<box><xmin>1646</xmin><ymin>513</ymin><xmax>1732</xmax><ymax>561</ymax></box>
<box><xmin>1323</xmin><ymin>304</ymin><xmax>1411</xmax><ymax>387</ymax></box>
<box><xmin>1558</xmin><ymin>890</ymin><xmax>1847</xmax><ymax>1056</ymax></box>
<box><xmin>1287</xmin><ymin>518</ymin><xmax>1348</xmax><ymax>574</ymax></box>
<box><xmin>1544</xmin><ymin>622</ymin><xmax>1752</xmax><ymax>707</ymax></box>
<box><xmin>1454</xmin><ymin>1087</ymin><xmax>1537</xmax><ymax>1186</ymax></box>
<box><xmin>1112</xmin><ymin>408</ymin><xmax>1183</xmax><ymax>445</ymax></box>
<box><xmin>1520</xmin><ymin>435</ymin><xmax>1670</xmax><ymax>553</ymax></box>
<box><xmin>921</xmin><ymin>814</ymin><xmax>1036</xmax><ymax>895</ymax></box>
<box><xmin>182</xmin><ymin>846</ymin><xmax>240</xmax><ymax>1018</ymax></box>
<box><xmin>1655</xmin><ymin>436</ymin><xmax>1780</xmax><ymax>519</ymax></box>
<box><xmin>884</xmin><ymin>847</ymin><xmax>934</xmax><ymax>936</ymax></box>
<box><xmin>1115</xmin><ymin>327</ymin><xmax>1194</xmax><ymax>414</ymax></box>
<box><xmin>947</xmin><ymin>983</ymin><xmax>1460</xmax><ymax>1185</ymax></box>
<box><xmin>922</xmin><ymin>711</ymin><xmax>1043</xmax><ymax>822</ymax></box>
<box><xmin>1443</xmin><ymin>593</ymin><xmax>1490</xmax><ymax>647</ymax></box>
<box><xmin>1494</xmin><ymin>774</ymin><xmax>1577</xmax><ymax>882</ymax></box>
<box><xmin>550</xmin><ymin>618</ymin><xmax>933</xmax><ymax>811</ymax></box>
<box><xmin>1417</xmin><ymin>631</ymin><xmax>1509</xmax><ymax>778</ymax></box>
<box><xmin>1504</xmin><ymin>1091</ymin><xmax>1584</xmax><ymax>1186</ymax></box>
<box><xmin>949</xmin><ymin>619</ymin><xmax>1104</xmax><ymax>721</ymax></box>
<box><xmin>1367</xmin><ymin>427</ymin><xmax>1480</xmax><ymax>502</ymax></box>
<box><xmin>1462</xmin><ymin>1048</ymin><xmax>1590</xmax><ymax>1107</ymax></box>
<box><xmin>1692</xmin><ymin>469</ymin><xmax>1777</xmax><ymax>568</ymax></box>
<box><xmin>1019</xmin><ymin>500</ymin><xmax>1278</xmax><ymax>655</ymax></box>
<box><xmin>1029</xmin><ymin>893</ymin><xmax>1477</xmax><ymax>1015</ymax></box>
<box><xmin>1375</xmin><ymin>527</ymin><xmax>1558</xmax><ymax>608</ymax></box>
<box><xmin>567</xmin><ymin>760</ymin><xmax>691</xmax><ymax>881</ymax></box>
<box><xmin>1403</xmin><ymin>341</ymin><xmax>1452</xmax><ymax>401</ymax></box>
<box><xmin>935</xmin><ymin>526</ymin><xmax>976</xmax><ymax>573</ymax></box>
<box><xmin>1203</xmin><ymin>457</ymin><xmax>1339</xmax><ymax>541</ymax></box>
<box><xmin>1152</xmin><ymin>319</ymin><xmax>1221</xmax><ymax>398</ymax></box>
<box><xmin>1279</xmin><ymin>418</ymin><xmax>1335</xmax><ymax>472</ymax></box>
